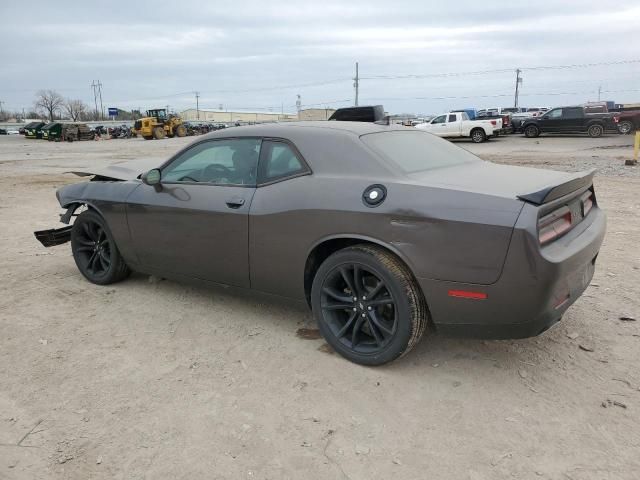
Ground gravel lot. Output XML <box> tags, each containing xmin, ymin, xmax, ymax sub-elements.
<box><xmin>1</xmin><ymin>132</ymin><xmax>639</xmax><ymax>479</ymax></box>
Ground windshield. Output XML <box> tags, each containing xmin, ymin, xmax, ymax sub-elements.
<box><xmin>361</xmin><ymin>130</ymin><xmax>480</xmax><ymax>174</ymax></box>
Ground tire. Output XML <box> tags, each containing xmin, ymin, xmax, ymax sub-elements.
<box><xmin>311</xmin><ymin>245</ymin><xmax>428</xmax><ymax>366</ymax></box>
<box><xmin>618</xmin><ymin>120</ymin><xmax>634</xmax><ymax>135</ymax></box>
<box><xmin>175</xmin><ymin>125</ymin><xmax>187</xmax><ymax>137</ymax></box>
<box><xmin>524</xmin><ymin>125</ymin><xmax>540</xmax><ymax>138</ymax></box>
<box><xmin>152</xmin><ymin>127</ymin><xmax>165</xmax><ymax>140</ymax></box>
<box><xmin>71</xmin><ymin>210</ymin><xmax>131</xmax><ymax>285</ymax></box>
<box><xmin>470</xmin><ymin>128</ymin><xmax>486</xmax><ymax>143</ymax></box>
<box><xmin>588</xmin><ymin>124</ymin><xmax>603</xmax><ymax>138</ymax></box>
<box><xmin>143</xmin><ymin>135</ymin><xmax>153</xmax><ymax>140</ymax></box>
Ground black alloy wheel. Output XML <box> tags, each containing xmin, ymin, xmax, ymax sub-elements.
<box><xmin>321</xmin><ymin>263</ymin><xmax>398</xmax><ymax>353</ymax></box>
<box><xmin>524</xmin><ymin>125</ymin><xmax>539</xmax><ymax>138</ymax></box>
<box><xmin>471</xmin><ymin>128</ymin><xmax>486</xmax><ymax>143</ymax></box>
<box><xmin>588</xmin><ymin>124</ymin><xmax>604</xmax><ymax>138</ymax></box>
<box><xmin>312</xmin><ymin>245</ymin><xmax>427</xmax><ymax>365</ymax></box>
<box><xmin>71</xmin><ymin>210</ymin><xmax>130</xmax><ymax>285</ymax></box>
<box><xmin>618</xmin><ymin>120</ymin><xmax>634</xmax><ymax>135</ymax></box>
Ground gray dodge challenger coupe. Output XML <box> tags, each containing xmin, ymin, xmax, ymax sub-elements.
<box><xmin>35</xmin><ymin>121</ymin><xmax>606</xmax><ymax>365</ymax></box>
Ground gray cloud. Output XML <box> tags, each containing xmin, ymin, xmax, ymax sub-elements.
<box><xmin>1</xmin><ymin>1</ymin><xmax>638</xmax><ymax>115</ymax></box>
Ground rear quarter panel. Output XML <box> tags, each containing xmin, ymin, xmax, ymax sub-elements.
<box><xmin>249</xmin><ymin>176</ymin><xmax>523</xmax><ymax>300</ymax></box>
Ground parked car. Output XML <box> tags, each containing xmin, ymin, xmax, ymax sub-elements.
<box><xmin>415</xmin><ymin>111</ymin><xmax>500</xmax><ymax>142</ymax></box>
<box><xmin>7</xmin><ymin>129</ymin><xmax>20</xmax><ymax>135</ymax></box>
<box><xmin>24</xmin><ymin>121</ymin><xmax>46</xmax><ymax>139</ymax></box>
<box><xmin>585</xmin><ymin>102</ymin><xmax>640</xmax><ymax>134</ymax></box>
<box><xmin>33</xmin><ymin>122</ymin><xmax>606</xmax><ymax>365</ymax></box>
<box><xmin>0</xmin><ymin>128</ymin><xmax>7</xmax><ymax>135</ymax></box>
<box><xmin>521</xmin><ymin>106</ymin><xmax>620</xmax><ymax>138</ymax></box>
<box><xmin>328</xmin><ymin>105</ymin><xmax>386</xmax><ymax>122</ymax></box>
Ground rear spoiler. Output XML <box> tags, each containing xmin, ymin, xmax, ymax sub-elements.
<box><xmin>517</xmin><ymin>169</ymin><xmax>595</xmax><ymax>205</ymax></box>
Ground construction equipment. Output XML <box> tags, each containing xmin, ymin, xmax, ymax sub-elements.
<box><xmin>133</xmin><ymin>109</ymin><xmax>187</xmax><ymax>140</ymax></box>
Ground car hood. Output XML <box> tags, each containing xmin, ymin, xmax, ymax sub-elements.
<box><xmin>407</xmin><ymin>161</ymin><xmax>586</xmax><ymax>202</ymax></box>
<box><xmin>68</xmin><ymin>158</ymin><xmax>163</xmax><ymax>181</ymax></box>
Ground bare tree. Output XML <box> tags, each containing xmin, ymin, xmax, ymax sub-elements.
<box><xmin>64</xmin><ymin>98</ymin><xmax>88</xmax><ymax>121</ymax></box>
<box><xmin>34</xmin><ymin>89</ymin><xmax>64</xmax><ymax>121</ymax></box>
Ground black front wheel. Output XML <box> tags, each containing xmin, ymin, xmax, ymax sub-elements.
<box><xmin>617</xmin><ymin>120</ymin><xmax>634</xmax><ymax>135</ymax></box>
<box><xmin>311</xmin><ymin>245</ymin><xmax>428</xmax><ymax>365</ymax></box>
<box><xmin>524</xmin><ymin>125</ymin><xmax>540</xmax><ymax>138</ymax></box>
<box><xmin>71</xmin><ymin>210</ymin><xmax>131</xmax><ymax>285</ymax></box>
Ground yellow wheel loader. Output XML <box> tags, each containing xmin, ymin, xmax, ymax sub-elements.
<box><xmin>133</xmin><ymin>109</ymin><xmax>187</xmax><ymax>140</ymax></box>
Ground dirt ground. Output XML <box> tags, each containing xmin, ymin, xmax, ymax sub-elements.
<box><xmin>0</xmin><ymin>132</ymin><xmax>639</xmax><ymax>480</ymax></box>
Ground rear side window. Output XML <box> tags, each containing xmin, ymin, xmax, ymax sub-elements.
<box><xmin>259</xmin><ymin>141</ymin><xmax>308</xmax><ymax>183</ymax></box>
<box><xmin>361</xmin><ymin>130</ymin><xmax>480</xmax><ymax>174</ymax></box>
<box><xmin>447</xmin><ymin>114</ymin><xmax>456</xmax><ymax>122</ymax></box>
<box><xmin>564</xmin><ymin>107</ymin><xmax>583</xmax><ymax>118</ymax></box>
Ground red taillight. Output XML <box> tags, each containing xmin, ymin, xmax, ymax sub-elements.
<box><xmin>581</xmin><ymin>191</ymin><xmax>593</xmax><ymax>216</ymax></box>
<box><xmin>538</xmin><ymin>208</ymin><xmax>572</xmax><ymax>245</ymax></box>
<box><xmin>490</xmin><ymin>120</ymin><xmax>497</xmax><ymax>126</ymax></box>
<box><xmin>448</xmin><ymin>290</ymin><xmax>488</xmax><ymax>300</ymax></box>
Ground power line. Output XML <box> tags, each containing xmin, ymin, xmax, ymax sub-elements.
<box><xmin>360</xmin><ymin>59</ymin><xmax>640</xmax><ymax>81</ymax></box>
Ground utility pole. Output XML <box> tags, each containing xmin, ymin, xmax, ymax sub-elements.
<box><xmin>598</xmin><ymin>85</ymin><xmax>602</xmax><ymax>102</ymax></box>
<box><xmin>195</xmin><ymin>91</ymin><xmax>200</xmax><ymax>120</ymax></box>
<box><xmin>91</xmin><ymin>80</ymin><xmax>103</xmax><ymax>120</ymax></box>
<box><xmin>353</xmin><ymin>62</ymin><xmax>359</xmax><ymax>106</ymax></box>
<box><xmin>91</xmin><ymin>81</ymin><xmax>98</xmax><ymax>119</ymax></box>
<box><xmin>514</xmin><ymin>69</ymin><xmax>522</xmax><ymax>109</ymax></box>
<box><xmin>0</xmin><ymin>100</ymin><xmax>4</xmax><ymax>119</ymax></box>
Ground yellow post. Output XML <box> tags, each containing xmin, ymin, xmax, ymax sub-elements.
<box><xmin>635</xmin><ymin>131</ymin><xmax>640</xmax><ymax>161</ymax></box>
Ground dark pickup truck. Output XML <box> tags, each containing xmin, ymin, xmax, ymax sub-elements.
<box><xmin>521</xmin><ymin>106</ymin><xmax>619</xmax><ymax>138</ymax></box>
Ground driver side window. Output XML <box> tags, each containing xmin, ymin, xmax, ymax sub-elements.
<box><xmin>162</xmin><ymin>138</ymin><xmax>261</xmax><ymax>186</ymax></box>
<box><xmin>431</xmin><ymin>115</ymin><xmax>446</xmax><ymax>124</ymax></box>
<box><xmin>547</xmin><ymin>109</ymin><xmax>563</xmax><ymax>119</ymax></box>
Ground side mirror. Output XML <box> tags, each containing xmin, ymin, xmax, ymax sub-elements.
<box><xmin>141</xmin><ymin>168</ymin><xmax>162</xmax><ymax>191</ymax></box>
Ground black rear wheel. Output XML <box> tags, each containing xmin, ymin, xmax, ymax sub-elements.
<box><xmin>588</xmin><ymin>124</ymin><xmax>603</xmax><ymax>138</ymax></box>
<box><xmin>71</xmin><ymin>210</ymin><xmax>130</xmax><ymax>285</ymax></box>
<box><xmin>311</xmin><ymin>245</ymin><xmax>428</xmax><ymax>365</ymax></box>
<box><xmin>470</xmin><ymin>128</ymin><xmax>486</xmax><ymax>143</ymax></box>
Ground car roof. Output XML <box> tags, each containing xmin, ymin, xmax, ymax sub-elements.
<box><xmin>201</xmin><ymin>121</ymin><xmax>407</xmax><ymax>140</ymax></box>
<box><xmin>197</xmin><ymin>121</ymin><xmax>411</xmax><ymax>178</ymax></box>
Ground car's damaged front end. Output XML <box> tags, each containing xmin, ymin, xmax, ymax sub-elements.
<box><xmin>33</xmin><ymin>158</ymin><xmax>157</xmax><ymax>249</ymax></box>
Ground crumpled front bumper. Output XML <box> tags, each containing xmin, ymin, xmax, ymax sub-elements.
<box><xmin>34</xmin><ymin>226</ymin><xmax>72</xmax><ymax>247</ymax></box>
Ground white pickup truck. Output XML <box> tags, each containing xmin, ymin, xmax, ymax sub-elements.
<box><xmin>415</xmin><ymin>112</ymin><xmax>500</xmax><ymax>143</ymax></box>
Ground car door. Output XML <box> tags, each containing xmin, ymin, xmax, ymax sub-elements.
<box><xmin>125</xmin><ymin>137</ymin><xmax>261</xmax><ymax>287</ymax></box>
<box><xmin>561</xmin><ymin>107</ymin><xmax>584</xmax><ymax>132</ymax></box>
<box><xmin>427</xmin><ymin>114</ymin><xmax>448</xmax><ymax>136</ymax></box>
<box><xmin>441</xmin><ymin>113</ymin><xmax>461</xmax><ymax>136</ymax></box>
<box><xmin>538</xmin><ymin>108</ymin><xmax>563</xmax><ymax>132</ymax></box>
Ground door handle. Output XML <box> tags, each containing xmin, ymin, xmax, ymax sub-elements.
<box><xmin>225</xmin><ymin>197</ymin><xmax>245</xmax><ymax>209</ymax></box>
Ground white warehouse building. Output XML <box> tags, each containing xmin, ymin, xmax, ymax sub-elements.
<box><xmin>180</xmin><ymin>109</ymin><xmax>297</xmax><ymax>123</ymax></box>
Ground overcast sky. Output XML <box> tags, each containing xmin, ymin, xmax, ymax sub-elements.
<box><xmin>1</xmin><ymin>1</ymin><xmax>638</xmax><ymax>116</ymax></box>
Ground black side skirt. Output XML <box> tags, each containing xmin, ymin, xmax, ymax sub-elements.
<box><xmin>34</xmin><ymin>226</ymin><xmax>72</xmax><ymax>247</ymax></box>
